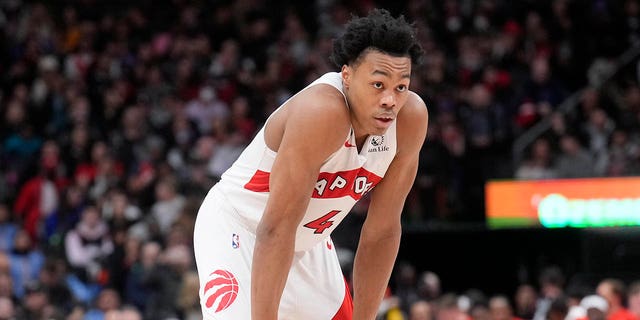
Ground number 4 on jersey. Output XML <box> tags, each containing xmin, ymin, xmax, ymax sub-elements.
<box><xmin>303</xmin><ymin>210</ymin><xmax>341</xmax><ymax>234</ymax></box>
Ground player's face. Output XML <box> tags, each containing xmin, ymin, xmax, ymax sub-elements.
<box><xmin>342</xmin><ymin>49</ymin><xmax>412</xmax><ymax>136</ymax></box>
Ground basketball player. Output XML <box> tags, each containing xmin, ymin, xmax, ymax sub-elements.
<box><xmin>194</xmin><ymin>8</ymin><xmax>427</xmax><ymax>320</ymax></box>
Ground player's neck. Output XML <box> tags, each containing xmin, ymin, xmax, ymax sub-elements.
<box><xmin>351</xmin><ymin>126</ymin><xmax>369</xmax><ymax>152</ymax></box>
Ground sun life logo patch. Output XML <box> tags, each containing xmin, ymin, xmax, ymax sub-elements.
<box><xmin>368</xmin><ymin>135</ymin><xmax>389</xmax><ymax>152</ymax></box>
<box><xmin>371</xmin><ymin>135</ymin><xmax>384</xmax><ymax>146</ymax></box>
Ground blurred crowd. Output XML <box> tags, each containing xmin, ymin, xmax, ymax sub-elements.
<box><xmin>1</xmin><ymin>0</ymin><xmax>640</xmax><ymax>319</ymax></box>
<box><xmin>379</xmin><ymin>264</ymin><xmax>640</xmax><ymax>320</ymax></box>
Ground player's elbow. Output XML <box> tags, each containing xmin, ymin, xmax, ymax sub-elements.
<box><xmin>255</xmin><ymin>217</ymin><xmax>296</xmax><ymax>245</ymax></box>
<box><xmin>361</xmin><ymin>219</ymin><xmax>402</xmax><ymax>244</ymax></box>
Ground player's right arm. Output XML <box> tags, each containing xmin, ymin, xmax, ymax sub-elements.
<box><xmin>251</xmin><ymin>84</ymin><xmax>350</xmax><ymax>320</ymax></box>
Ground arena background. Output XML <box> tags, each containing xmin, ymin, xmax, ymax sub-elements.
<box><xmin>2</xmin><ymin>0</ymin><xmax>640</xmax><ymax>319</ymax></box>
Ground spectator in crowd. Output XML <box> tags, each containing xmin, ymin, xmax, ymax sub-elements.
<box><xmin>0</xmin><ymin>205</ymin><xmax>18</xmax><ymax>253</ymax></box>
<box><xmin>0</xmin><ymin>261</ymin><xmax>14</xmax><ymax>301</ymax></box>
<box><xmin>458</xmin><ymin>82</ymin><xmax>511</xmax><ymax>214</ymax></box>
<box><xmin>123</xmin><ymin>240</ymin><xmax>161</xmax><ymax>313</ymax></box>
<box><xmin>409</xmin><ymin>300</ymin><xmax>434</xmax><ymax>320</ymax></box>
<box><xmin>533</xmin><ymin>266</ymin><xmax>566</xmax><ymax>320</ymax></box>
<box><xmin>100</xmin><ymin>188</ymin><xmax>141</xmax><ymax>232</ymax></box>
<box><xmin>434</xmin><ymin>293</ymin><xmax>468</xmax><ymax>320</ymax></box>
<box><xmin>605</xmin><ymin>129</ymin><xmax>640</xmax><ymax>176</ymax></box>
<box><xmin>206</xmin><ymin>119</ymin><xmax>249</xmax><ymax>179</ymax></box>
<box><xmin>572</xmin><ymin>88</ymin><xmax>612</xmax><ymax>140</ymax></box>
<box><xmin>542</xmin><ymin>111</ymin><xmax>572</xmax><ymax>154</ymax></box>
<box><xmin>18</xmin><ymin>280</ymin><xmax>61</xmax><ymax>320</ymax></box>
<box><xmin>176</xmin><ymin>270</ymin><xmax>202</xmax><ymax>320</ymax></box>
<box><xmin>149</xmin><ymin>176</ymin><xmax>185</xmax><ymax>240</ymax></box>
<box><xmin>61</xmin><ymin>124</ymin><xmax>93</xmax><ymax>177</ymax></box>
<box><xmin>377</xmin><ymin>290</ymin><xmax>405</xmax><ymax>320</ymax></box>
<box><xmin>83</xmin><ymin>287</ymin><xmax>121</xmax><ymax>320</ymax></box>
<box><xmin>546</xmin><ymin>296</ymin><xmax>569</xmax><ymax>320</ymax></box>
<box><xmin>579</xmin><ymin>294</ymin><xmax>609</xmax><ymax>320</ymax></box>
<box><xmin>8</xmin><ymin>228</ymin><xmax>44</xmax><ymax>300</ymax></box>
<box><xmin>0</xmin><ymin>296</ymin><xmax>16</xmax><ymax>320</ymax></box>
<box><xmin>582</xmin><ymin>108</ymin><xmax>615</xmax><ymax>175</ymax></box>
<box><xmin>64</xmin><ymin>206</ymin><xmax>113</xmax><ymax>286</ymax></box>
<box><xmin>460</xmin><ymin>288</ymin><xmax>488</xmax><ymax>317</ymax></box>
<box><xmin>470</xmin><ymin>302</ymin><xmax>491</xmax><ymax>320</ymax></box>
<box><xmin>553</xmin><ymin>134</ymin><xmax>596</xmax><ymax>178</ymax></box>
<box><xmin>616</xmin><ymin>84</ymin><xmax>640</xmax><ymax>131</ymax></box>
<box><xmin>514</xmin><ymin>284</ymin><xmax>538</xmax><ymax>319</ymax></box>
<box><xmin>184</xmin><ymin>85</ymin><xmax>230</xmax><ymax>135</ymax></box>
<box><xmin>2</xmin><ymin>124</ymin><xmax>43</xmax><ymax>189</ymax></box>
<box><xmin>142</xmin><ymin>244</ymin><xmax>192</xmax><ymax>320</ymax></box>
<box><xmin>229</xmin><ymin>95</ymin><xmax>258</xmax><ymax>141</ymax></box>
<box><xmin>596</xmin><ymin>278</ymin><xmax>639</xmax><ymax>320</ymax></box>
<box><xmin>518</xmin><ymin>56</ymin><xmax>568</xmax><ymax>115</ymax></box>
<box><xmin>45</xmin><ymin>182</ymin><xmax>86</xmax><ymax>248</ymax></box>
<box><xmin>101</xmin><ymin>224</ymin><xmax>135</xmax><ymax>296</ymax></box>
<box><xmin>394</xmin><ymin>262</ymin><xmax>421</xmax><ymax>314</ymax></box>
<box><xmin>82</xmin><ymin>142</ymin><xmax>124</xmax><ymax>201</ymax></box>
<box><xmin>37</xmin><ymin>256</ymin><xmax>73</xmax><ymax>315</ymax></box>
<box><xmin>565</xmin><ymin>283</ymin><xmax>593</xmax><ymax>320</ymax></box>
<box><xmin>627</xmin><ymin>281</ymin><xmax>640</xmax><ymax>319</ymax></box>
<box><xmin>104</xmin><ymin>305</ymin><xmax>143</xmax><ymax>320</ymax></box>
<box><xmin>488</xmin><ymin>295</ymin><xmax>522</xmax><ymax>320</ymax></box>
<box><xmin>515</xmin><ymin>137</ymin><xmax>556</xmax><ymax>180</ymax></box>
<box><xmin>13</xmin><ymin>140</ymin><xmax>64</xmax><ymax>242</ymax></box>
<box><xmin>459</xmin><ymin>83</ymin><xmax>509</xmax><ymax>155</ymax></box>
<box><xmin>412</xmin><ymin>122</ymin><xmax>453</xmax><ymax>222</ymax></box>
<box><xmin>417</xmin><ymin>271</ymin><xmax>442</xmax><ymax>303</ymax></box>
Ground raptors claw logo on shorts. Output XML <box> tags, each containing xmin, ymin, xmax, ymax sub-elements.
<box><xmin>203</xmin><ymin>269</ymin><xmax>239</xmax><ymax>313</ymax></box>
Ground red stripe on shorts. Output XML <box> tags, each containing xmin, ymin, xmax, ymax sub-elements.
<box><xmin>331</xmin><ymin>278</ymin><xmax>353</xmax><ymax>320</ymax></box>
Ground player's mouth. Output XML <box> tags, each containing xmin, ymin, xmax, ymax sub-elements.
<box><xmin>374</xmin><ymin>116</ymin><xmax>394</xmax><ymax>127</ymax></box>
<box><xmin>375</xmin><ymin>115</ymin><xmax>394</xmax><ymax>122</ymax></box>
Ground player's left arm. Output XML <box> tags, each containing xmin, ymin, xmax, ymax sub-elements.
<box><xmin>352</xmin><ymin>92</ymin><xmax>428</xmax><ymax>320</ymax></box>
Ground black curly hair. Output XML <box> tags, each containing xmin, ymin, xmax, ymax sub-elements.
<box><xmin>331</xmin><ymin>8</ymin><xmax>423</xmax><ymax>68</ymax></box>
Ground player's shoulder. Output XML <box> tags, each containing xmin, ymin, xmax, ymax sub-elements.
<box><xmin>287</xmin><ymin>81</ymin><xmax>350</xmax><ymax>121</ymax></box>
<box><xmin>394</xmin><ymin>91</ymin><xmax>429</xmax><ymax>154</ymax></box>
<box><xmin>398</xmin><ymin>91</ymin><xmax>429</xmax><ymax>126</ymax></box>
<box><xmin>301</xmin><ymin>82</ymin><xmax>348</xmax><ymax>108</ymax></box>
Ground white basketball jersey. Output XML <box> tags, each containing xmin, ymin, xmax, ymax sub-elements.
<box><xmin>215</xmin><ymin>72</ymin><xmax>397</xmax><ymax>251</ymax></box>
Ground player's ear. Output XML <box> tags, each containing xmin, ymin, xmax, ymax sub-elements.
<box><xmin>341</xmin><ymin>65</ymin><xmax>351</xmax><ymax>89</ymax></box>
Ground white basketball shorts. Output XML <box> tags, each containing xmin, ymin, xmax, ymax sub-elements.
<box><xmin>193</xmin><ymin>186</ymin><xmax>353</xmax><ymax>320</ymax></box>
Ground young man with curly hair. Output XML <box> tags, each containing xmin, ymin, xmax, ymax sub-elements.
<box><xmin>194</xmin><ymin>8</ymin><xmax>428</xmax><ymax>320</ymax></box>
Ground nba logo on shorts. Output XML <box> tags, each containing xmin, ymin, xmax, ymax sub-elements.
<box><xmin>232</xmin><ymin>233</ymin><xmax>240</xmax><ymax>249</ymax></box>
<box><xmin>203</xmin><ymin>269</ymin><xmax>239</xmax><ymax>313</ymax></box>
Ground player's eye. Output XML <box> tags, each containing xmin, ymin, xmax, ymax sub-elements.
<box><xmin>373</xmin><ymin>82</ymin><xmax>383</xmax><ymax>89</ymax></box>
<box><xmin>397</xmin><ymin>85</ymin><xmax>408</xmax><ymax>92</ymax></box>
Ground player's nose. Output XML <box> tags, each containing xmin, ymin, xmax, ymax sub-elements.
<box><xmin>380</xmin><ymin>92</ymin><xmax>395</xmax><ymax>108</ymax></box>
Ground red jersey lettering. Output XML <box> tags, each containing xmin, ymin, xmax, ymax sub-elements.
<box><xmin>312</xmin><ymin>168</ymin><xmax>381</xmax><ymax>200</ymax></box>
<box><xmin>304</xmin><ymin>210</ymin><xmax>341</xmax><ymax>234</ymax></box>
<box><xmin>245</xmin><ymin>168</ymin><xmax>382</xmax><ymax>200</ymax></box>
